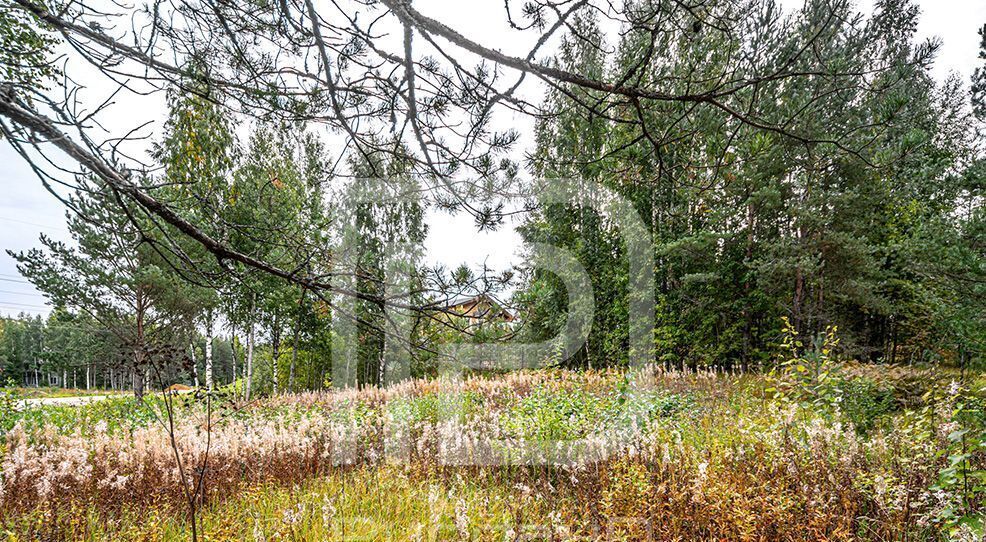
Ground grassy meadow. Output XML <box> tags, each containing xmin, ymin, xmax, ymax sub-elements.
<box><xmin>1</xmin><ymin>362</ymin><xmax>983</xmax><ymax>541</ymax></box>
<box><xmin>4</xmin><ymin>387</ymin><xmax>122</xmax><ymax>400</ymax></box>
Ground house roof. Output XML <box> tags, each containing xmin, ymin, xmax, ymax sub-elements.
<box><xmin>441</xmin><ymin>293</ymin><xmax>515</xmax><ymax>321</ymax></box>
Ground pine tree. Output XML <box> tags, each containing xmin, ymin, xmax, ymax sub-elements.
<box><xmin>9</xmin><ymin>179</ymin><xmax>192</xmax><ymax>397</ymax></box>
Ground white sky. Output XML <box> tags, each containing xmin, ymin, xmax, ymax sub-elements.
<box><xmin>1</xmin><ymin>0</ymin><xmax>983</xmax><ymax>317</ymax></box>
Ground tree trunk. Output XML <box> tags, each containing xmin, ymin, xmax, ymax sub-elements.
<box><xmin>133</xmin><ymin>364</ymin><xmax>144</xmax><ymax>399</ymax></box>
<box><xmin>190</xmin><ymin>342</ymin><xmax>199</xmax><ymax>387</ymax></box>
<box><xmin>205</xmin><ymin>311</ymin><xmax>214</xmax><ymax>390</ymax></box>
<box><xmin>377</xmin><ymin>348</ymin><xmax>385</xmax><ymax>387</ymax></box>
<box><xmin>289</xmin><ymin>292</ymin><xmax>305</xmax><ymax>392</ymax></box>
<box><xmin>742</xmin><ymin>200</ymin><xmax>755</xmax><ymax>370</ymax></box>
<box><xmin>271</xmin><ymin>319</ymin><xmax>281</xmax><ymax>394</ymax></box>
<box><xmin>289</xmin><ymin>341</ymin><xmax>298</xmax><ymax>392</ymax></box>
<box><xmin>890</xmin><ymin>318</ymin><xmax>899</xmax><ymax>364</ymax></box>
<box><xmin>793</xmin><ymin>267</ymin><xmax>804</xmax><ymax>333</ymax></box>
<box><xmin>246</xmin><ymin>319</ymin><xmax>254</xmax><ymax>401</ymax></box>
<box><xmin>134</xmin><ymin>287</ymin><xmax>147</xmax><ymax>399</ymax></box>
<box><xmin>231</xmin><ymin>334</ymin><xmax>238</xmax><ymax>392</ymax></box>
<box><xmin>86</xmin><ymin>364</ymin><xmax>91</xmax><ymax>390</ymax></box>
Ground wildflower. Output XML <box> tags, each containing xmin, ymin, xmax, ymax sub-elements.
<box><xmin>548</xmin><ymin>510</ymin><xmax>567</xmax><ymax>538</ymax></box>
<box><xmin>952</xmin><ymin>523</ymin><xmax>983</xmax><ymax>542</ymax></box>
<box><xmin>281</xmin><ymin>503</ymin><xmax>304</xmax><ymax>525</ymax></box>
<box><xmin>454</xmin><ymin>499</ymin><xmax>470</xmax><ymax>540</ymax></box>
<box><xmin>873</xmin><ymin>475</ymin><xmax>887</xmax><ymax>498</ymax></box>
<box><xmin>939</xmin><ymin>421</ymin><xmax>959</xmax><ymax>438</ymax></box>
<box><xmin>948</xmin><ymin>380</ymin><xmax>962</xmax><ymax>396</ymax></box>
<box><xmin>427</xmin><ymin>484</ymin><xmax>440</xmax><ymax>510</ymax></box>
<box><xmin>320</xmin><ymin>499</ymin><xmax>336</xmax><ymax>526</ymax></box>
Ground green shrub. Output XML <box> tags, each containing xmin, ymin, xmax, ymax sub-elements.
<box><xmin>388</xmin><ymin>391</ymin><xmax>484</xmax><ymax>425</ymax></box>
<box><xmin>501</xmin><ymin>387</ymin><xmax>604</xmax><ymax>440</ymax></box>
<box><xmin>834</xmin><ymin>376</ymin><xmax>896</xmax><ymax>434</ymax></box>
<box><xmin>2</xmin><ymin>395</ymin><xmax>160</xmax><ymax>438</ymax></box>
<box><xmin>0</xmin><ymin>379</ymin><xmax>21</xmax><ymax>435</ymax></box>
<box><xmin>769</xmin><ymin>318</ymin><xmax>842</xmax><ymax>407</ymax></box>
<box><xmin>500</xmin><ymin>384</ymin><xmax>691</xmax><ymax>441</ymax></box>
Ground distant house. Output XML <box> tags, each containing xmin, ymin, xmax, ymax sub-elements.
<box><xmin>164</xmin><ymin>383</ymin><xmax>193</xmax><ymax>394</ymax></box>
<box><xmin>443</xmin><ymin>294</ymin><xmax>515</xmax><ymax>323</ymax></box>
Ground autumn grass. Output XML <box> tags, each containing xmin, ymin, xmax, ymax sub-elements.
<box><xmin>6</xmin><ymin>387</ymin><xmax>124</xmax><ymax>399</ymax></box>
<box><xmin>3</xmin><ymin>466</ymin><xmax>553</xmax><ymax>541</ymax></box>
<box><xmin>1</xmin><ymin>365</ymin><xmax>983</xmax><ymax>541</ymax></box>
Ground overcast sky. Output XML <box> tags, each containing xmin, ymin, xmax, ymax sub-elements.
<box><xmin>1</xmin><ymin>0</ymin><xmax>983</xmax><ymax>317</ymax></box>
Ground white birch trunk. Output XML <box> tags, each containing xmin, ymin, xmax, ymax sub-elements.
<box><xmin>231</xmin><ymin>334</ymin><xmax>237</xmax><ymax>392</ymax></box>
<box><xmin>246</xmin><ymin>320</ymin><xmax>254</xmax><ymax>401</ymax></box>
<box><xmin>205</xmin><ymin>313</ymin><xmax>214</xmax><ymax>390</ymax></box>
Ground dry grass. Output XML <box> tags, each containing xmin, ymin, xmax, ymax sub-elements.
<box><xmin>0</xmin><ymin>366</ymin><xmax>981</xmax><ymax>540</ymax></box>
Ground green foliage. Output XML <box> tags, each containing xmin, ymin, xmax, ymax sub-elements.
<box><xmin>933</xmin><ymin>383</ymin><xmax>986</xmax><ymax>537</ymax></box>
<box><xmin>499</xmin><ymin>384</ymin><xmax>690</xmax><ymax>441</ymax></box>
<box><xmin>770</xmin><ymin>322</ymin><xmax>900</xmax><ymax>433</ymax></box>
<box><xmin>972</xmin><ymin>23</ymin><xmax>986</xmax><ymax>122</ymax></box>
<box><xmin>520</xmin><ymin>0</ymin><xmax>984</xmax><ymax>370</ymax></box>
<box><xmin>0</xmin><ymin>395</ymin><xmax>160</xmax><ymax>438</ymax></box>
<box><xmin>501</xmin><ymin>386</ymin><xmax>607</xmax><ymax>440</ymax></box>
<box><xmin>0</xmin><ymin>314</ymin><xmax>44</xmax><ymax>385</ymax></box>
<box><xmin>0</xmin><ymin>3</ymin><xmax>58</xmax><ymax>91</ymax></box>
<box><xmin>835</xmin><ymin>376</ymin><xmax>897</xmax><ymax>434</ymax></box>
<box><xmin>8</xmin><ymin>168</ymin><xmax>206</xmax><ymax>397</ymax></box>
<box><xmin>0</xmin><ymin>378</ymin><xmax>20</xmax><ymax>434</ymax></box>
<box><xmin>4</xmin><ymin>368</ymin><xmax>981</xmax><ymax>540</ymax></box>
<box><xmin>769</xmin><ymin>317</ymin><xmax>842</xmax><ymax>407</ymax></box>
<box><xmin>388</xmin><ymin>391</ymin><xmax>485</xmax><ymax>425</ymax></box>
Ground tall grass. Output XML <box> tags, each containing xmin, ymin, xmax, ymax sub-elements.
<box><xmin>1</xmin><ymin>366</ymin><xmax>982</xmax><ymax>540</ymax></box>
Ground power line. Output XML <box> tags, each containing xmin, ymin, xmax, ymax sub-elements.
<box><xmin>0</xmin><ymin>317</ymin><xmax>113</xmax><ymax>334</ymax></box>
<box><xmin>0</xmin><ymin>277</ymin><xmax>31</xmax><ymax>285</ymax></box>
<box><xmin>0</xmin><ymin>300</ymin><xmax>50</xmax><ymax>310</ymax></box>
<box><xmin>0</xmin><ymin>215</ymin><xmax>68</xmax><ymax>233</ymax></box>
<box><xmin>0</xmin><ymin>289</ymin><xmax>46</xmax><ymax>298</ymax></box>
<box><xmin>0</xmin><ymin>306</ymin><xmax>47</xmax><ymax>315</ymax></box>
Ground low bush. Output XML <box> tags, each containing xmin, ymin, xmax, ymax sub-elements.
<box><xmin>835</xmin><ymin>376</ymin><xmax>897</xmax><ymax>434</ymax></box>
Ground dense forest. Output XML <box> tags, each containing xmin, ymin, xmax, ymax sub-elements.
<box><xmin>522</xmin><ymin>5</ymin><xmax>986</xmax><ymax>370</ymax></box>
<box><xmin>0</xmin><ymin>0</ymin><xmax>983</xmax><ymax>396</ymax></box>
